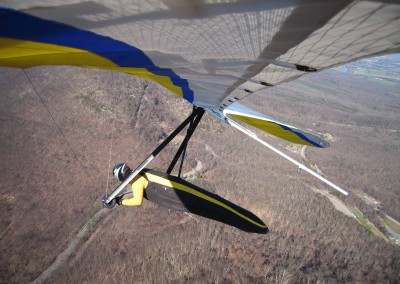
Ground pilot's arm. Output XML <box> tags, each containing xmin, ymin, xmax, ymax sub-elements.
<box><xmin>121</xmin><ymin>175</ymin><xmax>148</xmax><ymax>206</ymax></box>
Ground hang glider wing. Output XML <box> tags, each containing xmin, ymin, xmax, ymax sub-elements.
<box><xmin>224</xmin><ymin>102</ymin><xmax>329</xmax><ymax>148</ymax></box>
<box><xmin>1</xmin><ymin>1</ymin><xmax>399</xmax><ymax>146</ymax></box>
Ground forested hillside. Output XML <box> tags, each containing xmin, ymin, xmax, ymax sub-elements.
<box><xmin>1</xmin><ymin>57</ymin><xmax>399</xmax><ymax>283</ymax></box>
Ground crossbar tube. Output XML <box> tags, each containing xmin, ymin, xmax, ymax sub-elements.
<box><xmin>227</xmin><ymin>118</ymin><xmax>348</xmax><ymax>196</ymax></box>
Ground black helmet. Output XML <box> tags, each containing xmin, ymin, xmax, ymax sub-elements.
<box><xmin>112</xmin><ymin>163</ymin><xmax>131</xmax><ymax>181</ymax></box>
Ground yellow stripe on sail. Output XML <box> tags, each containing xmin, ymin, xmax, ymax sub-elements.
<box><xmin>0</xmin><ymin>38</ymin><xmax>183</xmax><ymax>97</ymax></box>
<box><xmin>229</xmin><ymin>114</ymin><xmax>315</xmax><ymax>146</ymax></box>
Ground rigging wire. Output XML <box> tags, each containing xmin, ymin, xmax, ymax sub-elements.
<box><xmin>105</xmin><ymin>72</ymin><xmax>116</xmax><ymax>196</ymax></box>
<box><xmin>105</xmin><ymin>121</ymin><xmax>115</xmax><ymax>195</ymax></box>
<box><xmin>23</xmin><ymin>69</ymin><xmax>91</xmax><ymax>178</ymax></box>
<box><xmin>107</xmin><ymin>0</ymin><xmax>126</xmax><ymax>196</ymax></box>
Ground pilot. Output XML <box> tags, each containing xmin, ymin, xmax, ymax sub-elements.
<box><xmin>108</xmin><ymin>163</ymin><xmax>268</xmax><ymax>234</ymax></box>
<box><xmin>111</xmin><ymin>163</ymin><xmax>146</xmax><ymax>207</ymax></box>
<box><xmin>111</xmin><ymin>163</ymin><xmax>200</xmax><ymax>211</ymax></box>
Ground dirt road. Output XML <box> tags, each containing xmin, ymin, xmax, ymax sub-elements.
<box><xmin>32</xmin><ymin>208</ymin><xmax>109</xmax><ymax>284</ymax></box>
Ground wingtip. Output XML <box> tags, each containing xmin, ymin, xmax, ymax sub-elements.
<box><xmin>223</xmin><ymin>102</ymin><xmax>333</xmax><ymax>148</ymax></box>
<box><xmin>317</xmin><ymin>138</ymin><xmax>330</xmax><ymax>148</ymax></box>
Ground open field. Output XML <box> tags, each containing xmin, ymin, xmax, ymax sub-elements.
<box><xmin>1</xmin><ymin>56</ymin><xmax>399</xmax><ymax>283</ymax></box>
<box><xmin>384</xmin><ymin>216</ymin><xmax>400</xmax><ymax>235</ymax></box>
<box><xmin>333</xmin><ymin>54</ymin><xmax>400</xmax><ymax>87</ymax></box>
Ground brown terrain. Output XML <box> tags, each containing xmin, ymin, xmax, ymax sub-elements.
<box><xmin>0</xmin><ymin>59</ymin><xmax>399</xmax><ymax>283</ymax></box>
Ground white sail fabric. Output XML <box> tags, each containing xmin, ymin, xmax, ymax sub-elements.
<box><xmin>1</xmin><ymin>0</ymin><xmax>400</xmax><ymax>109</ymax></box>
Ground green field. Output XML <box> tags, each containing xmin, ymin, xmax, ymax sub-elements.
<box><xmin>352</xmin><ymin>208</ymin><xmax>369</xmax><ymax>228</ymax></box>
<box><xmin>383</xmin><ymin>217</ymin><xmax>400</xmax><ymax>234</ymax></box>
<box><xmin>333</xmin><ymin>55</ymin><xmax>400</xmax><ymax>86</ymax></box>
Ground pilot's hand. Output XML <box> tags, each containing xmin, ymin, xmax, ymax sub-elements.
<box><xmin>116</xmin><ymin>196</ymin><xmax>123</xmax><ymax>205</ymax></box>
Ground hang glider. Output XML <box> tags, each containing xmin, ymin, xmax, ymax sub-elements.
<box><xmin>1</xmin><ymin>1</ymin><xmax>400</xmax><ymax>202</ymax></box>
